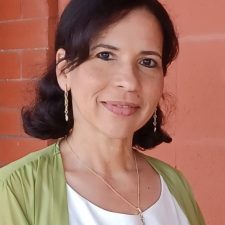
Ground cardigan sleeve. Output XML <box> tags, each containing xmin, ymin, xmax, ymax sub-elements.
<box><xmin>0</xmin><ymin>176</ymin><xmax>32</xmax><ymax>225</ymax></box>
<box><xmin>0</xmin><ymin>144</ymin><xmax>69</xmax><ymax>225</ymax></box>
<box><xmin>0</xmin><ymin>154</ymin><xmax>39</xmax><ymax>225</ymax></box>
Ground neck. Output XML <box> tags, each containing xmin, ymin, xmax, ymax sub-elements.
<box><xmin>65</xmin><ymin>126</ymin><xmax>135</xmax><ymax>176</ymax></box>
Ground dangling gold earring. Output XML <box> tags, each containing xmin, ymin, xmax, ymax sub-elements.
<box><xmin>64</xmin><ymin>85</ymin><xmax>69</xmax><ymax>122</ymax></box>
<box><xmin>153</xmin><ymin>110</ymin><xmax>157</xmax><ymax>133</ymax></box>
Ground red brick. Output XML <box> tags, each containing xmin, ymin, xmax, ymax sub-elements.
<box><xmin>0</xmin><ymin>52</ymin><xmax>21</xmax><ymax>79</ymax></box>
<box><xmin>58</xmin><ymin>0</ymin><xmax>70</xmax><ymax>15</ymax></box>
<box><xmin>147</xmin><ymin>142</ymin><xmax>176</xmax><ymax>167</ymax></box>
<box><xmin>48</xmin><ymin>18</ymin><xmax>58</xmax><ymax>51</ymax></box>
<box><xmin>21</xmin><ymin>0</ymin><xmax>48</xmax><ymax>18</ymax></box>
<box><xmin>161</xmin><ymin>0</ymin><xmax>225</xmax><ymax>36</ymax></box>
<box><xmin>0</xmin><ymin>138</ymin><xmax>48</xmax><ymax>166</ymax></box>
<box><xmin>22</xmin><ymin>50</ymin><xmax>48</xmax><ymax>78</ymax></box>
<box><xmin>175</xmin><ymin>140</ymin><xmax>225</xmax><ymax>225</ymax></box>
<box><xmin>0</xmin><ymin>0</ymin><xmax>21</xmax><ymax>20</ymax></box>
<box><xmin>176</xmin><ymin>41</ymin><xmax>225</xmax><ymax>139</ymax></box>
<box><xmin>48</xmin><ymin>0</ymin><xmax>59</xmax><ymax>18</ymax></box>
<box><xmin>0</xmin><ymin>19</ymin><xmax>48</xmax><ymax>50</ymax></box>
<box><xmin>0</xmin><ymin>80</ymin><xmax>37</xmax><ymax>108</ymax></box>
<box><xmin>0</xmin><ymin>109</ymin><xmax>23</xmax><ymax>135</ymax></box>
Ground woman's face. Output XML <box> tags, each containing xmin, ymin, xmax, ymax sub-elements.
<box><xmin>66</xmin><ymin>7</ymin><xmax>164</xmax><ymax>139</ymax></box>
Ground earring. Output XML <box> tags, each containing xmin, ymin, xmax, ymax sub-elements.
<box><xmin>132</xmin><ymin>145</ymin><xmax>145</xmax><ymax>151</ymax></box>
<box><xmin>153</xmin><ymin>110</ymin><xmax>157</xmax><ymax>133</ymax></box>
<box><xmin>64</xmin><ymin>85</ymin><xmax>69</xmax><ymax>122</ymax></box>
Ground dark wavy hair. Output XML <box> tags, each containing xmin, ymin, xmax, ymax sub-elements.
<box><xmin>22</xmin><ymin>0</ymin><xmax>179</xmax><ymax>149</ymax></box>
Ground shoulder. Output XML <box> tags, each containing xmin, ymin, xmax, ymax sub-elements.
<box><xmin>0</xmin><ymin>143</ymin><xmax>59</xmax><ymax>183</ymax></box>
<box><xmin>143</xmin><ymin>155</ymin><xmax>206</xmax><ymax>225</ymax></box>
<box><xmin>0</xmin><ymin>143</ymin><xmax>63</xmax><ymax>225</ymax></box>
<box><xmin>143</xmin><ymin>155</ymin><xmax>192</xmax><ymax>192</ymax></box>
<box><xmin>144</xmin><ymin>155</ymin><xmax>181</xmax><ymax>176</ymax></box>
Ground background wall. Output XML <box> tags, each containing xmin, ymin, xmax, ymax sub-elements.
<box><xmin>0</xmin><ymin>0</ymin><xmax>224</xmax><ymax>224</ymax></box>
<box><xmin>0</xmin><ymin>0</ymin><xmax>58</xmax><ymax>164</ymax></box>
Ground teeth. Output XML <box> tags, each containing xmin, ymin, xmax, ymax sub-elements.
<box><xmin>114</xmin><ymin>105</ymin><xmax>132</xmax><ymax>108</ymax></box>
<box><xmin>102</xmin><ymin>102</ymin><xmax>137</xmax><ymax>108</ymax></box>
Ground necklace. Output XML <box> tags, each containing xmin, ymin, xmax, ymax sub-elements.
<box><xmin>66</xmin><ymin>138</ymin><xmax>145</xmax><ymax>225</ymax></box>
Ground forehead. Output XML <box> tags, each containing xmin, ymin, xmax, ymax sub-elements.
<box><xmin>91</xmin><ymin>7</ymin><xmax>163</xmax><ymax>51</ymax></box>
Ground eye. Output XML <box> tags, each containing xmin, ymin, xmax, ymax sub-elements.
<box><xmin>96</xmin><ymin>51</ymin><xmax>113</xmax><ymax>61</ymax></box>
<box><xmin>139</xmin><ymin>58</ymin><xmax>157</xmax><ymax>68</ymax></box>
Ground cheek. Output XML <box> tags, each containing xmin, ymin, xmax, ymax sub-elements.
<box><xmin>145</xmin><ymin>74</ymin><xmax>164</xmax><ymax>93</ymax></box>
<box><xmin>69</xmin><ymin>64</ymin><xmax>111</xmax><ymax>108</ymax></box>
<box><xmin>142</xmin><ymin>75</ymin><xmax>164</xmax><ymax>105</ymax></box>
<box><xmin>158</xmin><ymin>77</ymin><xmax>164</xmax><ymax>95</ymax></box>
<box><xmin>76</xmin><ymin>63</ymin><xmax>111</xmax><ymax>87</ymax></box>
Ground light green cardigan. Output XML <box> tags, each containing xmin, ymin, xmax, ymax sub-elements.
<box><xmin>0</xmin><ymin>144</ymin><xmax>205</xmax><ymax>225</ymax></box>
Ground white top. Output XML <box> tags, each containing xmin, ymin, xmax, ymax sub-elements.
<box><xmin>66</xmin><ymin>176</ymin><xmax>190</xmax><ymax>225</ymax></box>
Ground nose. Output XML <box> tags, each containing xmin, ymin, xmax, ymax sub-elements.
<box><xmin>114</xmin><ymin>64</ymin><xmax>140</xmax><ymax>92</ymax></box>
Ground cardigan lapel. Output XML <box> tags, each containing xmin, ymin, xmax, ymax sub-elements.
<box><xmin>52</xmin><ymin>143</ymin><xmax>70</xmax><ymax>225</ymax></box>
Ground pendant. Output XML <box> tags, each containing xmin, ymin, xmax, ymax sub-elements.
<box><xmin>137</xmin><ymin>208</ymin><xmax>145</xmax><ymax>225</ymax></box>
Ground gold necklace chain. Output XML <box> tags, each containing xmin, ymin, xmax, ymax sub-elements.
<box><xmin>66</xmin><ymin>138</ymin><xmax>145</xmax><ymax>225</ymax></box>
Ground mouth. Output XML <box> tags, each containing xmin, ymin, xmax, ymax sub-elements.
<box><xmin>101</xmin><ymin>101</ymin><xmax>140</xmax><ymax>116</ymax></box>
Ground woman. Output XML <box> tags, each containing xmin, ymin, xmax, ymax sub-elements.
<box><xmin>0</xmin><ymin>0</ymin><xmax>205</xmax><ymax>225</ymax></box>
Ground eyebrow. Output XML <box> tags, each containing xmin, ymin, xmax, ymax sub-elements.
<box><xmin>91</xmin><ymin>44</ymin><xmax>119</xmax><ymax>51</ymax></box>
<box><xmin>141</xmin><ymin>51</ymin><xmax>162</xmax><ymax>59</ymax></box>
<box><xmin>91</xmin><ymin>44</ymin><xmax>162</xmax><ymax>59</ymax></box>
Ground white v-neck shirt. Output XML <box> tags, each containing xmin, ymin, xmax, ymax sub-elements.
<box><xmin>66</xmin><ymin>176</ymin><xmax>190</xmax><ymax>225</ymax></box>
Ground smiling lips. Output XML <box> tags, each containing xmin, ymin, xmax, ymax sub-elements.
<box><xmin>101</xmin><ymin>101</ymin><xmax>140</xmax><ymax>116</ymax></box>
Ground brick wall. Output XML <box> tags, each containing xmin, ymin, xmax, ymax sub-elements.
<box><xmin>0</xmin><ymin>0</ymin><xmax>58</xmax><ymax>165</ymax></box>
<box><xmin>150</xmin><ymin>1</ymin><xmax>225</xmax><ymax>225</ymax></box>
<box><xmin>0</xmin><ymin>0</ymin><xmax>224</xmax><ymax>224</ymax></box>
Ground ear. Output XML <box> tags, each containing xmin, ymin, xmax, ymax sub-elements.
<box><xmin>56</xmin><ymin>48</ymin><xmax>71</xmax><ymax>91</ymax></box>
